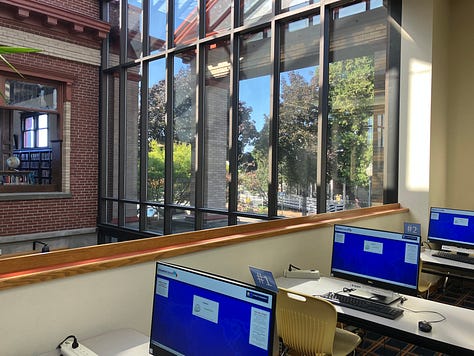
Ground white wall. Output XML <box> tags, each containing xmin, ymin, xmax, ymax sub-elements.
<box><xmin>400</xmin><ymin>0</ymin><xmax>474</xmax><ymax>230</ymax></box>
<box><xmin>399</xmin><ymin>0</ymin><xmax>434</xmax><ymax>235</ymax></box>
<box><xmin>444</xmin><ymin>0</ymin><xmax>474</xmax><ymax>209</ymax></box>
<box><xmin>0</xmin><ymin>212</ymin><xmax>409</xmax><ymax>355</ymax></box>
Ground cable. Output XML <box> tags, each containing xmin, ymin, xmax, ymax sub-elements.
<box><xmin>57</xmin><ymin>335</ymin><xmax>79</xmax><ymax>350</ymax></box>
<box><xmin>422</xmin><ymin>240</ymin><xmax>434</xmax><ymax>250</ymax></box>
<box><xmin>396</xmin><ymin>303</ymin><xmax>446</xmax><ymax>323</ymax></box>
<box><xmin>288</xmin><ymin>264</ymin><xmax>300</xmax><ymax>271</ymax></box>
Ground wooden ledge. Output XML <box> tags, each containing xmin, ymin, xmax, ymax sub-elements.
<box><xmin>0</xmin><ymin>204</ymin><xmax>407</xmax><ymax>291</ymax></box>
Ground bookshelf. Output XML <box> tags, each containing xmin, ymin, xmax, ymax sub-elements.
<box><xmin>12</xmin><ymin>148</ymin><xmax>52</xmax><ymax>184</ymax></box>
<box><xmin>0</xmin><ymin>170</ymin><xmax>34</xmax><ymax>185</ymax></box>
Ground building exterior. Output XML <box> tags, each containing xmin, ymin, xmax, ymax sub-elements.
<box><xmin>0</xmin><ymin>0</ymin><xmax>109</xmax><ymax>253</ymax></box>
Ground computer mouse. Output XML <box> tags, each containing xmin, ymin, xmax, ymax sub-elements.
<box><xmin>418</xmin><ymin>320</ymin><xmax>432</xmax><ymax>333</ymax></box>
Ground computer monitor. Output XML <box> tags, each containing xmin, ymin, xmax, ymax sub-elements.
<box><xmin>331</xmin><ymin>225</ymin><xmax>421</xmax><ymax>303</ymax></box>
<box><xmin>428</xmin><ymin>207</ymin><xmax>474</xmax><ymax>251</ymax></box>
<box><xmin>149</xmin><ymin>261</ymin><xmax>277</xmax><ymax>356</ymax></box>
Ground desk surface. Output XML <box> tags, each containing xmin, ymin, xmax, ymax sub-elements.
<box><xmin>277</xmin><ymin>276</ymin><xmax>474</xmax><ymax>354</ymax></box>
<box><xmin>422</xmin><ymin>249</ymin><xmax>474</xmax><ymax>271</ymax></box>
<box><xmin>40</xmin><ymin>329</ymin><xmax>149</xmax><ymax>356</ymax></box>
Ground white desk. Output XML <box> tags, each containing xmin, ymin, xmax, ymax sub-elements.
<box><xmin>422</xmin><ymin>249</ymin><xmax>474</xmax><ymax>272</ymax></box>
<box><xmin>421</xmin><ymin>249</ymin><xmax>474</xmax><ymax>289</ymax></box>
<box><xmin>40</xmin><ymin>329</ymin><xmax>149</xmax><ymax>356</ymax></box>
<box><xmin>277</xmin><ymin>276</ymin><xmax>474</xmax><ymax>354</ymax></box>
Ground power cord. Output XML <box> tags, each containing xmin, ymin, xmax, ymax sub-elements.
<box><xmin>397</xmin><ymin>303</ymin><xmax>447</xmax><ymax>324</ymax></box>
<box><xmin>422</xmin><ymin>240</ymin><xmax>434</xmax><ymax>250</ymax></box>
<box><xmin>57</xmin><ymin>335</ymin><xmax>79</xmax><ymax>350</ymax></box>
<box><xmin>288</xmin><ymin>264</ymin><xmax>300</xmax><ymax>271</ymax></box>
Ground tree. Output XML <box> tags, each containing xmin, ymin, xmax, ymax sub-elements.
<box><xmin>278</xmin><ymin>70</ymin><xmax>319</xmax><ymax>214</ymax></box>
<box><xmin>147</xmin><ymin>139</ymin><xmax>192</xmax><ymax>205</ymax></box>
<box><xmin>327</xmin><ymin>56</ymin><xmax>374</xmax><ymax>201</ymax></box>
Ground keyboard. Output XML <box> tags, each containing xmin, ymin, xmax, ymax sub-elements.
<box><xmin>433</xmin><ymin>250</ymin><xmax>474</xmax><ymax>265</ymax></box>
<box><xmin>321</xmin><ymin>292</ymin><xmax>404</xmax><ymax>320</ymax></box>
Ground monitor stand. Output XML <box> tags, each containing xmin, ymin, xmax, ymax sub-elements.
<box><xmin>349</xmin><ymin>288</ymin><xmax>401</xmax><ymax>305</ymax></box>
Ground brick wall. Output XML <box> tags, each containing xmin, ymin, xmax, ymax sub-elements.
<box><xmin>0</xmin><ymin>1</ymin><xmax>103</xmax><ymax>242</ymax></box>
<box><xmin>0</xmin><ymin>56</ymin><xmax>99</xmax><ymax>236</ymax></box>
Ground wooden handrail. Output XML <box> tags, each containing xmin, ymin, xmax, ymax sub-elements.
<box><xmin>0</xmin><ymin>204</ymin><xmax>407</xmax><ymax>291</ymax></box>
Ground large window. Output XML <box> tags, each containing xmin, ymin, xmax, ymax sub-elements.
<box><xmin>100</xmin><ymin>0</ymin><xmax>400</xmax><ymax>240</ymax></box>
<box><xmin>0</xmin><ymin>77</ymin><xmax>62</xmax><ymax>192</ymax></box>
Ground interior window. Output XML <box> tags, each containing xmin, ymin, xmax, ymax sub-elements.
<box><xmin>1</xmin><ymin>78</ymin><xmax>62</xmax><ymax>192</ymax></box>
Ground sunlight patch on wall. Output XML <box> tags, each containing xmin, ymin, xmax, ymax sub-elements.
<box><xmin>406</xmin><ymin>58</ymin><xmax>431</xmax><ymax>192</ymax></box>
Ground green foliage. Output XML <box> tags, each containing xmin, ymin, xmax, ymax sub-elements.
<box><xmin>278</xmin><ymin>70</ymin><xmax>319</xmax><ymax>196</ymax></box>
<box><xmin>147</xmin><ymin>139</ymin><xmax>192</xmax><ymax>204</ymax></box>
<box><xmin>328</xmin><ymin>56</ymin><xmax>375</xmax><ymax>188</ymax></box>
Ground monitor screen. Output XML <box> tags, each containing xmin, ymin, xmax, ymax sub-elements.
<box><xmin>149</xmin><ymin>262</ymin><xmax>277</xmax><ymax>356</ymax></box>
<box><xmin>428</xmin><ymin>207</ymin><xmax>474</xmax><ymax>250</ymax></box>
<box><xmin>331</xmin><ymin>225</ymin><xmax>421</xmax><ymax>298</ymax></box>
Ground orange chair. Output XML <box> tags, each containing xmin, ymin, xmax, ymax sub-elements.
<box><xmin>277</xmin><ymin>288</ymin><xmax>361</xmax><ymax>356</ymax></box>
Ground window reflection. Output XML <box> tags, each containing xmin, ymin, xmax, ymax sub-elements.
<box><xmin>241</xmin><ymin>0</ymin><xmax>272</xmax><ymax>26</ymax></box>
<box><xmin>327</xmin><ymin>1</ymin><xmax>387</xmax><ymax>210</ymax></box>
<box><xmin>128</xmin><ymin>0</ymin><xmax>143</xmax><ymax>60</ymax></box>
<box><xmin>203</xmin><ymin>40</ymin><xmax>231</xmax><ymax>209</ymax></box>
<box><xmin>206</xmin><ymin>0</ymin><xmax>231</xmax><ymax>36</ymax></box>
<box><xmin>238</xmin><ymin>29</ymin><xmax>271</xmax><ymax>215</ymax></box>
<box><xmin>173</xmin><ymin>51</ymin><xmax>196</xmax><ymax>206</ymax></box>
<box><xmin>150</xmin><ymin>0</ymin><xmax>167</xmax><ymax>54</ymax></box>
<box><xmin>174</xmin><ymin>0</ymin><xmax>198</xmax><ymax>46</ymax></box>
<box><xmin>148</xmin><ymin>59</ymin><xmax>166</xmax><ymax>204</ymax></box>
<box><xmin>278</xmin><ymin>15</ymin><xmax>320</xmax><ymax>217</ymax></box>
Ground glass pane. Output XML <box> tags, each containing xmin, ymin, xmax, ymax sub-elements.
<box><xmin>237</xmin><ymin>216</ymin><xmax>267</xmax><ymax>225</ymax></box>
<box><xmin>149</xmin><ymin>0</ymin><xmax>167</xmax><ymax>54</ymax></box>
<box><xmin>171</xmin><ymin>208</ymin><xmax>194</xmax><ymax>233</ymax></box>
<box><xmin>174</xmin><ymin>0</ymin><xmax>198</xmax><ymax>46</ymax></box>
<box><xmin>241</xmin><ymin>0</ymin><xmax>272</xmax><ymax>26</ymax></box>
<box><xmin>205</xmin><ymin>0</ymin><xmax>231</xmax><ymax>37</ymax></box>
<box><xmin>24</xmin><ymin>116</ymin><xmax>34</xmax><ymax>130</ymax></box>
<box><xmin>144</xmin><ymin>205</ymin><xmax>164</xmax><ymax>234</ymax></box>
<box><xmin>128</xmin><ymin>0</ymin><xmax>143</xmax><ymax>60</ymax></box>
<box><xmin>124</xmin><ymin>65</ymin><xmax>142</xmax><ymax>200</ymax></box>
<box><xmin>107</xmin><ymin>0</ymin><xmax>120</xmax><ymax>68</ymax></box>
<box><xmin>327</xmin><ymin>1</ymin><xmax>387</xmax><ymax>210</ymax></box>
<box><xmin>38</xmin><ymin>114</ymin><xmax>48</xmax><ymax>128</ymax></box>
<box><xmin>105</xmin><ymin>200</ymin><xmax>119</xmax><ymax>225</ymax></box>
<box><xmin>124</xmin><ymin>202</ymin><xmax>140</xmax><ymax>230</ymax></box>
<box><xmin>104</xmin><ymin>71</ymin><xmax>120</xmax><ymax>199</ymax></box>
<box><xmin>6</xmin><ymin>80</ymin><xmax>57</xmax><ymax>110</ymax></box>
<box><xmin>203</xmin><ymin>40</ymin><xmax>230</xmax><ymax>209</ymax></box>
<box><xmin>278</xmin><ymin>15</ymin><xmax>320</xmax><ymax>217</ymax></box>
<box><xmin>281</xmin><ymin>0</ymin><xmax>319</xmax><ymax>13</ymax></box>
<box><xmin>23</xmin><ymin>131</ymin><xmax>34</xmax><ymax>148</ymax></box>
<box><xmin>147</xmin><ymin>58</ymin><xmax>167</xmax><ymax>203</ymax></box>
<box><xmin>37</xmin><ymin>129</ymin><xmax>49</xmax><ymax>147</ymax></box>
<box><xmin>203</xmin><ymin>212</ymin><xmax>228</xmax><ymax>229</ymax></box>
<box><xmin>173</xmin><ymin>50</ymin><xmax>196</xmax><ymax>206</ymax></box>
<box><xmin>238</xmin><ymin>29</ymin><xmax>271</xmax><ymax>215</ymax></box>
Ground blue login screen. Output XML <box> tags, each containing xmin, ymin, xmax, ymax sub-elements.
<box><xmin>150</xmin><ymin>263</ymin><xmax>275</xmax><ymax>356</ymax></box>
<box><xmin>331</xmin><ymin>225</ymin><xmax>420</xmax><ymax>291</ymax></box>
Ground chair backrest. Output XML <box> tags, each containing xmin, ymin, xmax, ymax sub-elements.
<box><xmin>277</xmin><ymin>288</ymin><xmax>337</xmax><ymax>356</ymax></box>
